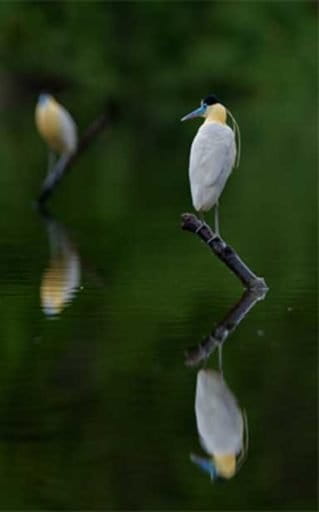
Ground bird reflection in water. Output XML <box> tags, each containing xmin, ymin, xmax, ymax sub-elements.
<box><xmin>191</xmin><ymin>369</ymin><xmax>248</xmax><ymax>480</ymax></box>
<box><xmin>39</xmin><ymin>210</ymin><xmax>81</xmax><ymax>317</ymax></box>
<box><xmin>187</xmin><ymin>288</ymin><xmax>267</xmax><ymax>481</ymax></box>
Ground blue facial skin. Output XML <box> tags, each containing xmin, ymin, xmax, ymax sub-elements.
<box><xmin>181</xmin><ymin>94</ymin><xmax>221</xmax><ymax>122</ymax></box>
<box><xmin>190</xmin><ymin>453</ymin><xmax>219</xmax><ymax>481</ymax></box>
<box><xmin>38</xmin><ymin>93</ymin><xmax>50</xmax><ymax>106</ymax></box>
<box><xmin>181</xmin><ymin>103</ymin><xmax>207</xmax><ymax>122</ymax></box>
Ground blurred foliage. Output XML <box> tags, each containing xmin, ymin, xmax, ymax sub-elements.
<box><xmin>0</xmin><ymin>1</ymin><xmax>317</xmax><ymax>510</ymax></box>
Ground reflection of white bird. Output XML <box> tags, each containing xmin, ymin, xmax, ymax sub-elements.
<box><xmin>40</xmin><ymin>216</ymin><xmax>81</xmax><ymax>317</ymax></box>
<box><xmin>191</xmin><ymin>369</ymin><xmax>247</xmax><ymax>480</ymax></box>
<box><xmin>35</xmin><ymin>94</ymin><xmax>78</xmax><ymax>185</ymax></box>
<box><xmin>181</xmin><ymin>95</ymin><xmax>239</xmax><ymax>235</ymax></box>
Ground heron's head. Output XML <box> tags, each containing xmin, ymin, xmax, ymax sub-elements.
<box><xmin>190</xmin><ymin>453</ymin><xmax>219</xmax><ymax>481</ymax></box>
<box><xmin>38</xmin><ymin>93</ymin><xmax>54</xmax><ymax>107</ymax></box>
<box><xmin>190</xmin><ymin>452</ymin><xmax>237</xmax><ymax>481</ymax></box>
<box><xmin>181</xmin><ymin>94</ymin><xmax>226</xmax><ymax>124</ymax></box>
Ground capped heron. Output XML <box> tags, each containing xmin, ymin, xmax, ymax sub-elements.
<box><xmin>35</xmin><ymin>93</ymin><xmax>78</xmax><ymax>186</ymax></box>
<box><xmin>181</xmin><ymin>95</ymin><xmax>240</xmax><ymax>235</ymax></box>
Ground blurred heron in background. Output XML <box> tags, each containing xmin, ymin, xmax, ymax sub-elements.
<box><xmin>191</xmin><ymin>369</ymin><xmax>248</xmax><ymax>481</ymax></box>
<box><xmin>35</xmin><ymin>93</ymin><xmax>78</xmax><ymax>185</ymax></box>
<box><xmin>181</xmin><ymin>95</ymin><xmax>240</xmax><ymax>235</ymax></box>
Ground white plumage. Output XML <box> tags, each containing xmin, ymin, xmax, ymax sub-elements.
<box><xmin>195</xmin><ymin>369</ymin><xmax>243</xmax><ymax>456</ymax></box>
<box><xmin>56</xmin><ymin>105</ymin><xmax>78</xmax><ymax>155</ymax></box>
<box><xmin>189</xmin><ymin>122</ymin><xmax>236</xmax><ymax>212</ymax></box>
<box><xmin>181</xmin><ymin>96</ymin><xmax>239</xmax><ymax>233</ymax></box>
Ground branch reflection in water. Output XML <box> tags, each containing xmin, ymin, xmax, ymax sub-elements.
<box><xmin>38</xmin><ymin>208</ymin><xmax>81</xmax><ymax>317</ymax></box>
<box><xmin>187</xmin><ymin>288</ymin><xmax>267</xmax><ymax>481</ymax></box>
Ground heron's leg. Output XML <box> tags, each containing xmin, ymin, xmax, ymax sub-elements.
<box><xmin>42</xmin><ymin>153</ymin><xmax>70</xmax><ymax>192</ymax></box>
<box><xmin>214</xmin><ymin>201</ymin><xmax>220</xmax><ymax>237</ymax></box>
<box><xmin>195</xmin><ymin>212</ymin><xmax>207</xmax><ymax>233</ymax></box>
<box><xmin>199</xmin><ymin>212</ymin><xmax>206</xmax><ymax>224</ymax></box>
<box><xmin>47</xmin><ymin>151</ymin><xmax>56</xmax><ymax>176</ymax></box>
<box><xmin>218</xmin><ymin>342</ymin><xmax>223</xmax><ymax>378</ymax></box>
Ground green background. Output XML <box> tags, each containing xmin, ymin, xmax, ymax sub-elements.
<box><xmin>0</xmin><ymin>1</ymin><xmax>317</xmax><ymax>510</ymax></box>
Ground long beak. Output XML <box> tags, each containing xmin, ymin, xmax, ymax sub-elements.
<box><xmin>181</xmin><ymin>104</ymin><xmax>206</xmax><ymax>122</ymax></box>
<box><xmin>190</xmin><ymin>453</ymin><xmax>217</xmax><ymax>479</ymax></box>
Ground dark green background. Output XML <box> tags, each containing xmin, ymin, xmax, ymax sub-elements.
<box><xmin>0</xmin><ymin>1</ymin><xmax>317</xmax><ymax>510</ymax></box>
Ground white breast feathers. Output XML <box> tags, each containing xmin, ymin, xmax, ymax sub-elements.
<box><xmin>189</xmin><ymin>122</ymin><xmax>236</xmax><ymax>212</ymax></box>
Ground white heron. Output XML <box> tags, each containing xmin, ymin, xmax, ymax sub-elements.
<box><xmin>191</xmin><ymin>369</ymin><xmax>248</xmax><ymax>480</ymax></box>
<box><xmin>181</xmin><ymin>95</ymin><xmax>240</xmax><ymax>235</ymax></box>
<box><xmin>35</xmin><ymin>93</ymin><xmax>78</xmax><ymax>187</ymax></box>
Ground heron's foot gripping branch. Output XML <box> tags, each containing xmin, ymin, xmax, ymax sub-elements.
<box><xmin>181</xmin><ymin>213</ymin><xmax>268</xmax><ymax>291</ymax></box>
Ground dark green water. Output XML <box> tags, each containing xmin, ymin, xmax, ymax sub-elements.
<box><xmin>0</xmin><ymin>2</ymin><xmax>317</xmax><ymax>510</ymax></box>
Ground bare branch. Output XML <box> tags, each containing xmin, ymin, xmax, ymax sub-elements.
<box><xmin>181</xmin><ymin>213</ymin><xmax>268</xmax><ymax>290</ymax></box>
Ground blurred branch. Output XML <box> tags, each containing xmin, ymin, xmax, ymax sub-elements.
<box><xmin>185</xmin><ymin>287</ymin><xmax>267</xmax><ymax>366</ymax></box>
<box><xmin>36</xmin><ymin>109</ymin><xmax>112</xmax><ymax>205</ymax></box>
<box><xmin>181</xmin><ymin>213</ymin><xmax>268</xmax><ymax>290</ymax></box>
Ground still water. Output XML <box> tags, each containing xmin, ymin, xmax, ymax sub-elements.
<box><xmin>0</xmin><ymin>101</ymin><xmax>316</xmax><ymax>510</ymax></box>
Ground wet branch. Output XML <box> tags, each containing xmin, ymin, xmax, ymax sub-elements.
<box><xmin>37</xmin><ymin>112</ymin><xmax>111</xmax><ymax>205</ymax></box>
<box><xmin>185</xmin><ymin>287</ymin><xmax>267</xmax><ymax>366</ymax></box>
<box><xmin>181</xmin><ymin>213</ymin><xmax>268</xmax><ymax>290</ymax></box>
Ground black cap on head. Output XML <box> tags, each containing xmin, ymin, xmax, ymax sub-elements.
<box><xmin>203</xmin><ymin>94</ymin><xmax>219</xmax><ymax>106</ymax></box>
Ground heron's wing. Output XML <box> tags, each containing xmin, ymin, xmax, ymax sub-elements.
<box><xmin>189</xmin><ymin>124</ymin><xmax>236</xmax><ymax>188</ymax></box>
<box><xmin>58</xmin><ymin>107</ymin><xmax>78</xmax><ymax>154</ymax></box>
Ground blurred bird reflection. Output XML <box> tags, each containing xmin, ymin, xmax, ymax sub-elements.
<box><xmin>39</xmin><ymin>210</ymin><xmax>81</xmax><ymax>317</ymax></box>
